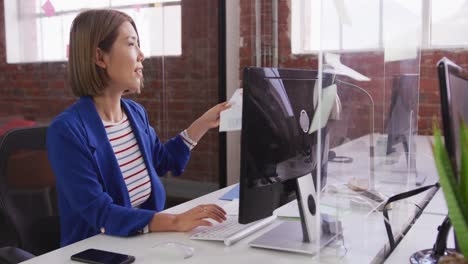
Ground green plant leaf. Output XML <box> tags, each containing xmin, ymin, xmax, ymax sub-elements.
<box><xmin>433</xmin><ymin>127</ymin><xmax>468</xmax><ymax>256</ymax></box>
<box><xmin>459</xmin><ymin>121</ymin><xmax>468</xmax><ymax>215</ymax></box>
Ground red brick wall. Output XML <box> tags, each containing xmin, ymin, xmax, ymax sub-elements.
<box><xmin>239</xmin><ymin>0</ymin><xmax>468</xmax><ymax>138</ymax></box>
<box><xmin>1</xmin><ymin>0</ymin><xmax>467</xmax><ymax>184</ymax></box>
<box><xmin>419</xmin><ymin>50</ymin><xmax>468</xmax><ymax>134</ymax></box>
<box><xmin>0</xmin><ymin>0</ymin><xmax>220</xmax><ymax>183</ymax></box>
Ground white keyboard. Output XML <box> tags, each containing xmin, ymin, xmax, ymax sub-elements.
<box><xmin>190</xmin><ymin>215</ymin><xmax>277</xmax><ymax>246</ymax></box>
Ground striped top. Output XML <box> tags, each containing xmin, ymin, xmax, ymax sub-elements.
<box><xmin>103</xmin><ymin>112</ymin><xmax>196</xmax><ymax>209</ymax></box>
<box><xmin>103</xmin><ymin>113</ymin><xmax>152</xmax><ymax>208</ymax></box>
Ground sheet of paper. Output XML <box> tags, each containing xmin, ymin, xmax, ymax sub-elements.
<box><xmin>324</xmin><ymin>53</ymin><xmax>370</xmax><ymax>81</ymax></box>
<box><xmin>219</xmin><ymin>184</ymin><xmax>239</xmax><ymax>201</ymax></box>
<box><xmin>308</xmin><ymin>84</ymin><xmax>337</xmax><ymax>134</ymax></box>
<box><xmin>219</xmin><ymin>88</ymin><xmax>243</xmax><ymax>132</ymax></box>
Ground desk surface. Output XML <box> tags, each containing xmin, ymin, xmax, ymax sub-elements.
<box><xmin>386</xmin><ymin>189</ymin><xmax>452</xmax><ymax>263</ymax></box>
<box><xmin>23</xmin><ymin>135</ymin><xmax>442</xmax><ymax>264</ymax></box>
<box><xmin>422</xmin><ymin>189</ymin><xmax>448</xmax><ymax>216</ymax></box>
<box><xmin>385</xmin><ymin>213</ymin><xmax>454</xmax><ymax>264</ymax></box>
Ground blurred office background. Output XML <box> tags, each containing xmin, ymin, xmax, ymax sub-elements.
<box><xmin>0</xmin><ymin>0</ymin><xmax>467</xmax><ymax>205</ymax></box>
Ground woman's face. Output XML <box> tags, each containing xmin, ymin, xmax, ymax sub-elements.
<box><xmin>100</xmin><ymin>21</ymin><xmax>145</xmax><ymax>95</ymax></box>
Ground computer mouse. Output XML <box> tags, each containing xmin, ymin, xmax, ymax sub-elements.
<box><xmin>152</xmin><ymin>241</ymin><xmax>195</xmax><ymax>260</ymax></box>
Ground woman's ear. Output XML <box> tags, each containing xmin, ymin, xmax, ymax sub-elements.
<box><xmin>95</xmin><ymin>48</ymin><xmax>107</xmax><ymax>69</ymax></box>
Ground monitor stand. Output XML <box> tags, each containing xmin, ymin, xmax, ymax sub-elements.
<box><xmin>380</xmin><ymin>128</ymin><xmax>426</xmax><ymax>186</ymax></box>
<box><xmin>377</xmin><ymin>152</ymin><xmax>427</xmax><ymax>186</ymax></box>
<box><xmin>249</xmin><ymin>173</ymin><xmax>339</xmax><ymax>255</ymax></box>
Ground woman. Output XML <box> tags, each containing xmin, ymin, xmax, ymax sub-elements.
<box><xmin>47</xmin><ymin>9</ymin><xmax>228</xmax><ymax>246</ymax></box>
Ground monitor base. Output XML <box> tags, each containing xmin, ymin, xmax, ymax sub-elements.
<box><xmin>409</xmin><ymin>248</ymin><xmax>457</xmax><ymax>264</ymax></box>
<box><xmin>249</xmin><ymin>220</ymin><xmax>338</xmax><ymax>255</ymax></box>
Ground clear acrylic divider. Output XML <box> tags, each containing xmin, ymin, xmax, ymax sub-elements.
<box><xmin>314</xmin><ymin>0</ymin><xmax>426</xmax><ymax>262</ymax></box>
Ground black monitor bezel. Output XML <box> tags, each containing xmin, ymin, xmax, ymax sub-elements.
<box><xmin>437</xmin><ymin>58</ymin><xmax>468</xmax><ymax>168</ymax></box>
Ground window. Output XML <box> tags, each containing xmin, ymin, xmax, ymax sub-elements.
<box><xmin>291</xmin><ymin>0</ymin><xmax>468</xmax><ymax>53</ymax></box>
<box><xmin>4</xmin><ymin>0</ymin><xmax>181</xmax><ymax>63</ymax></box>
<box><xmin>431</xmin><ymin>0</ymin><xmax>468</xmax><ymax>47</ymax></box>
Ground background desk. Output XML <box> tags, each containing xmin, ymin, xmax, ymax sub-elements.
<box><xmin>23</xmin><ymin>135</ymin><xmax>442</xmax><ymax>264</ymax></box>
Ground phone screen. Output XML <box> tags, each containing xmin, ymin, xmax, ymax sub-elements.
<box><xmin>71</xmin><ymin>248</ymin><xmax>135</xmax><ymax>264</ymax></box>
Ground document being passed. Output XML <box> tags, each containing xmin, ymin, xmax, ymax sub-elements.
<box><xmin>219</xmin><ymin>88</ymin><xmax>243</xmax><ymax>132</ymax></box>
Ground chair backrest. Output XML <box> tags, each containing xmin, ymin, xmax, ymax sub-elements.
<box><xmin>0</xmin><ymin>126</ymin><xmax>60</xmax><ymax>255</ymax></box>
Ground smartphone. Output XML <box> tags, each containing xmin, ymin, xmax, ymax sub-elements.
<box><xmin>70</xmin><ymin>248</ymin><xmax>135</xmax><ymax>264</ymax></box>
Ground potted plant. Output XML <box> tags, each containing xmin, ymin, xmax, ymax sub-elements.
<box><xmin>433</xmin><ymin>122</ymin><xmax>468</xmax><ymax>263</ymax></box>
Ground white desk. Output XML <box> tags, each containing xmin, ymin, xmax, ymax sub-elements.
<box><xmin>422</xmin><ymin>189</ymin><xmax>448</xmax><ymax>216</ymax></box>
<box><xmin>386</xmin><ymin>190</ymin><xmax>453</xmax><ymax>263</ymax></box>
<box><xmin>23</xmin><ymin>135</ymin><xmax>442</xmax><ymax>263</ymax></box>
<box><xmin>385</xmin><ymin>213</ymin><xmax>455</xmax><ymax>264</ymax></box>
<box><xmin>322</xmin><ymin>134</ymin><xmax>441</xmax><ymax>263</ymax></box>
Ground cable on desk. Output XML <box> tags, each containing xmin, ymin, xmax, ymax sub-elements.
<box><xmin>382</xmin><ymin>182</ymin><xmax>440</xmax><ymax>250</ymax></box>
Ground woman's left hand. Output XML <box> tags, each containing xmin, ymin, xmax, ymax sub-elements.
<box><xmin>186</xmin><ymin>102</ymin><xmax>231</xmax><ymax>142</ymax></box>
<box><xmin>199</xmin><ymin>102</ymin><xmax>231</xmax><ymax>129</ymax></box>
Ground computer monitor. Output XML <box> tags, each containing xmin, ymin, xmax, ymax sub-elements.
<box><xmin>385</xmin><ymin>74</ymin><xmax>419</xmax><ymax>158</ymax></box>
<box><xmin>238</xmin><ymin>67</ymin><xmax>336</xmax><ymax>254</ymax></box>
<box><xmin>408</xmin><ymin>58</ymin><xmax>468</xmax><ymax>264</ymax></box>
<box><xmin>437</xmin><ymin>57</ymin><xmax>468</xmax><ymax>175</ymax></box>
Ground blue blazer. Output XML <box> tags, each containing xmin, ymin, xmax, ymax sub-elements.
<box><xmin>47</xmin><ymin>96</ymin><xmax>190</xmax><ymax>246</ymax></box>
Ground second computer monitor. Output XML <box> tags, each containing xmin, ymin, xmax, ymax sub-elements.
<box><xmin>437</xmin><ymin>57</ymin><xmax>468</xmax><ymax>173</ymax></box>
<box><xmin>386</xmin><ymin>74</ymin><xmax>419</xmax><ymax>156</ymax></box>
<box><xmin>239</xmin><ymin>67</ymin><xmax>334</xmax><ymax>224</ymax></box>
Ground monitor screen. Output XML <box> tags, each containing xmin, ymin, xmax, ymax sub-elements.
<box><xmin>239</xmin><ymin>67</ymin><xmax>334</xmax><ymax>224</ymax></box>
<box><xmin>438</xmin><ymin>58</ymin><xmax>468</xmax><ymax>172</ymax></box>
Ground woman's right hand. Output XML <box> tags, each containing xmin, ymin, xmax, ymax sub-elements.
<box><xmin>149</xmin><ymin>204</ymin><xmax>227</xmax><ymax>232</ymax></box>
<box><xmin>174</xmin><ymin>204</ymin><xmax>227</xmax><ymax>232</ymax></box>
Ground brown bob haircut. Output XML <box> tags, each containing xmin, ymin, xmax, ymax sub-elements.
<box><xmin>68</xmin><ymin>9</ymin><xmax>141</xmax><ymax>97</ymax></box>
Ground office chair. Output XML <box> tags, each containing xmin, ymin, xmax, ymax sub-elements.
<box><xmin>0</xmin><ymin>247</ymin><xmax>34</xmax><ymax>264</ymax></box>
<box><xmin>0</xmin><ymin>126</ymin><xmax>60</xmax><ymax>261</ymax></box>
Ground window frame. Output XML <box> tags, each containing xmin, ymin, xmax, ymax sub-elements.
<box><xmin>292</xmin><ymin>0</ymin><xmax>468</xmax><ymax>54</ymax></box>
<box><xmin>4</xmin><ymin>0</ymin><xmax>182</xmax><ymax>64</ymax></box>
